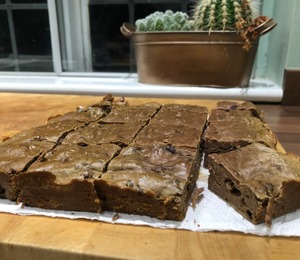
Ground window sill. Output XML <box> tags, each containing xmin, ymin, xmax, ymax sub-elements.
<box><xmin>0</xmin><ymin>74</ymin><xmax>282</xmax><ymax>102</ymax></box>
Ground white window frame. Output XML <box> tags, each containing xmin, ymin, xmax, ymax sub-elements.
<box><xmin>0</xmin><ymin>0</ymin><xmax>283</xmax><ymax>102</ymax></box>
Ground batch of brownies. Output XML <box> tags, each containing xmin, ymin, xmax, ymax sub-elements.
<box><xmin>0</xmin><ymin>94</ymin><xmax>300</xmax><ymax>226</ymax></box>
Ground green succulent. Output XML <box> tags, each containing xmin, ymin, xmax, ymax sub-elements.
<box><xmin>135</xmin><ymin>10</ymin><xmax>191</xmax><ymax>32</ymax></box>
<box><xmin>191</xmin><ymin>0</ymin><xmax>255</xmax><ymax>32</ymax></box>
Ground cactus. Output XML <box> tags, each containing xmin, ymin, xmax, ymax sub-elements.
<box><xmin>191</xmin><ymin>0</ymin><xmax>257</xmax><ymax>51</ymax></box>
<box><xmin>135</xmin><ymin>10</ymin><xmax>191</xmax><ymax>32</ymax></box>
<box><xmin>191</xmin><ymin>0</ymin><xmax>255</xmax><ymax>31</ymax></box>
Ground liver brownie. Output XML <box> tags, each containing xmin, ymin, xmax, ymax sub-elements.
<box><xmin>94</xmin><ymin>143</ymin><xmax>201</xmax><ymax>220</ymax></box>
<box><xmin>210</xmin><ymin>100</ymin><xmax>264</xmax><ymax>120</ymax></box>
<box><xmin>16</xmin><ymin>143</ymin><xmax>121</xmax><ymax>212</ymax></box>
<box><xmin>207</xmin><ymin>143</ymin><xmax>300</xmax><ymax>225</ymax></box>
<box><xmin>48</xmin><ymin>94</ymin><xmax>128</xmax><ymax>125</ymax></box>
<box><xmin>62</xmin><ymin>122</ymin><xmax>144</xmax><ymax>147</ymax></box>
<box><xmin>204</xmin><ymin>117</ymin><xmax>277</xmax><ymax>154</ymax></box>
<box><xmin>151</xmin><ymin>105</ymin><xmax>208</xmax><ymax>129</ymax></box>
<box><xmin>204</xmin><ymin>101</ymin><xmax>277</xmax><ymax>166</ymax></box>
<box><xmin>94</xmin><ymin>104</ymin><xmax>208</xmax><ymax>220</ymax></box>
<box><xmin>0</xmin><ymin>138</ymin><xmax>54</xmax><ymax>200</ymax></box>
<box><xmin>133</xmin><ymin>104</ymin><xmax>208</xmax><ymax>149</ymax></box>
<box><xmin>99</xmin><ymin>102</ymin><xmax>161</xmax><ymax>124</ymax></box>
<box><xmin>12</xmin><ymin>119</ymin><xmax>83</xmax><ymax>144</ymax></box>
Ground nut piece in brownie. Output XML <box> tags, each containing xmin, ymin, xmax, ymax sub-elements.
<box><xmin>0</xmin><ymin>138</ymin><xmax>54</xmax><ymax>200</ymax></box>
<box><xmin>207</xmin><ymin>143</ymin><xmax>300</xmax><ymax>225</ymax></box>
<box><xmin>94</xmin><ymin>143</ymin><xmax>201</xmax><ymax>220</ymax></box>
<box><xmin>16</xmin><ymin>143</ymin><xmax>121</xmax><ymax>212</ymax></box>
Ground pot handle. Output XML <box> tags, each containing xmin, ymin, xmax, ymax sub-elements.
<box><xmin>251</xmin><ymin>17</ymin><xmax>277</xmax><ymax>37</ymax></box>
<box><xmin>120</xmin><ymin>23</ymin><xmax>136</xmax><ymax>38</ymax></box>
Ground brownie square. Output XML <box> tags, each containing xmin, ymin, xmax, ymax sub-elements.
<box><xmin>47</xmin><ymin>95</ymin><xmax>128</xmax><ymax>124</ymax></box>
<box><xmin>207</xmin><ymin>143</ymin><xmax>300</xmax><ymax>225</ymax></box>
<box><xmin>12</xmin><ymin>119</ymin><xmax>83</xmax><ymax>144</ymax></box>
<box><xmin>99</xmin><ymin>103</ymin><xmax>161</xmax><ymax>124</ymax></box>
<box><xmin>212</xmin><ymin>100</ymin><xmax>264</xmax><ymax>120</ymax></box>
<box><xmin>133</xmin><ymin>123</ymin><xmax>203</xmax><ymax>149</ymax></box>
<box><xmin>16</xmin><ymin>143</ymin><xmax>121</xmax><ymax>212</ymax></box>
<box><xmin>0</xmin><ymin>139</ymin><xmax>54</xmax><ymax>200</ymax></box>
<box><xmin>151</xmin><ymin>105</ymin><xmax>208</xmax><ymax>129</ymax></box>
<box><xmin>94</xmin><ymin>143</ymin><xmax>201</xmax><ymax>220</ymax></box>
<box><xmin>63</xmin><ymin>122</ymin><xmax>144</xmax><ymax>146</ymax></box>
<box><xmin>204</xmin><ymin>117</ymin><xmax>278</xmax><ymax>154</ymax></box>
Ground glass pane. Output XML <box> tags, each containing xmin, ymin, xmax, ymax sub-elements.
<box><xmin>89</xmin><ymin>4</ymin><xmax>130</xmax><ymax>72</ymax></box>
<box><xmin>0</xmin><ymin>10</ymin><xmax>13</xmax><ymax>71</ymax></box>
<box><xmin>88</xmin><ymin>2</ymin><xmax>190</xmax><ymax>73</ymax></box>
<box><xmin>13</xmin><ymin>9</ymin><xmax>53</xmax><ymax>71</ymax></box>
<box><xmin>11</xmin><ymin>0</ymin><xmax>47</xmax><ymax>3</ymax></box>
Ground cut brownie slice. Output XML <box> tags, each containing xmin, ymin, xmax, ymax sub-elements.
<box><xmin>11</xmin><ymin>119</ymin><xmax>83</xmax><ymax>144</ymax></box>
<box><xmin>99</xmin><ymin>102</ymin><xmax>161</xmax><ymax>124</ymax></box>
<box><xmin>133</xmin><ymin>123</ymin><xmax>203</xmax><ymax>149</ymax></box>
<box><xmin>207</xmin><ymin>143</ymin><xmax>300</xmax><ymax>225</ymax></box>
<box><xmin>63</xmin><ymin>122</ymin><xmax>143</xmax><ymax>147</ymax></box>
<box><xmin>134</xmin><ymin>104</ymin><xmax>207</xmax><ymax>149</ymax></box>
<box><xmin>16</xmin><ymin>143</ymin><xmax>121</xmax><ymax>212</ymax></box>
<box><xmin>47</xmin><ymin>94</ymin><xmax>128</xmax><ymax>125</ymax></box>
<box><xmin>211</xmin><ymin>100</ymin><xmax>264</xmax><ymax>120</ymax></box>
<box><xmin>151</xmin><ymin>105</ymin><xmax>208</xmax><ymax>129</ymax></box>
<box><xmin>94</xmin><ymin>143</ymin><xmax>201</xmax><ymax>220</ymax></box>
<box><xmin>0</xmin><ymin>139</ymin><xmax>54</xmax><ymax>200</ymax></box>
<box><xmin>204</xmin><ymin>117</ymin><xmax>277</xmax><ymax>154</ymax></box>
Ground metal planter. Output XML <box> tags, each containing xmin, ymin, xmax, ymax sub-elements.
<box><xmin>121</xmin><ymin>19</ymin><xmax>276</xmax><ymax>88</ymax></box>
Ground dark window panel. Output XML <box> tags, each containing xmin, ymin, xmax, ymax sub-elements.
<box><xmin>0</xmin><ymin>10</ymin><xmax>12</xmax><ymax>57</ymax></box>
<box><xmin>11</xmin><ymin>0</ymin><xmax>47</xmax><ymax>3</ymax></box>
<box><xmin>89</xmin><ymin>4</ymin><xmax>130</xmax><ymax>72</ymax></box>
<box><xmin>13</xmin><ymin>9</ymin><xmax>51</xmax><ymax>55</ymax></box>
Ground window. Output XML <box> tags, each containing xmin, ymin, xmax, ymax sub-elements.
<box><xmin>0</xmin><ymin>0</ymin><xmax>194</xmax><ymax>73</ymax></box>
<box><xmin>0</xmin><ymin>0</ymin><xmax>52</xmax><ymax>72</ymax></box>
<box><xmin>0</xmin><ymin>0</ymin><xmax>290</xmax><ymax>102</ymax></box>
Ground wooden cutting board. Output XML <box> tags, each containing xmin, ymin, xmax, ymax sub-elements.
<box><xmin>0</xmin><ymin>93</ymin><xmax>296</xmax><ymax>259</ymax></box>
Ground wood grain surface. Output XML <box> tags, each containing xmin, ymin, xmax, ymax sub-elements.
<box><xmin>0</xmin><ymin>93</ymin><xmax>299</xmax><ymax>260</ymax></box>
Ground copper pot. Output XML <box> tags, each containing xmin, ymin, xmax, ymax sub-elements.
<box><xmin>121</xmin><ymin>18</ymin><xmax>276</xmax><ymax>88</ymax></box>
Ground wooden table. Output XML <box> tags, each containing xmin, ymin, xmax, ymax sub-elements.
<box><xmin>0</xmin><ymin>93</ymin><xmax>299</xmax><ymax>260</ymax></box>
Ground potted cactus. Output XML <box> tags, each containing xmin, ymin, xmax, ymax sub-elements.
<box><xmin>121</xmin><ymin>0</ymin><xmax>276</xmax><ymax>88</ymax></box>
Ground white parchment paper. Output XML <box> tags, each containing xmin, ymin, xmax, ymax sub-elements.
<box><xmin>1</xmin><ymin>167</ymin><xmax>300</xmax><ymax>237</ymax></box>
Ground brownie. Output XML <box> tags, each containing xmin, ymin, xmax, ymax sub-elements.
<box><xmin>99</xmin><ymin>102</ymin><xmax>161</xmax><ymax>124</ymax></box>
<box><xmin>93</xmin><ymin>104</ymin><xmax>208</xmax><ymax>220</ymax></box>
<box><xmin>94</xmin><ymin>143</ymin><xmax>201</xmax><ymax>220</ymax></box>
<box><xmin>134</xmin><ymin>104</ymin><xmax>208</xmax><ymax>149</ymax></box>
<box><xmin>16</xmin><ymin>143</ymin><xmax>121</xmax><ymax>212</ymax></box>
<box><xmin>204</xmin><ymin>117</ymin><xmax>277</xmax><ymax>154</ymax></box>
<box><xmin>151</xmin><ymin>105</ymin><xmax>208</xmax><ymax>129</ymax></box>
<box><xmin>48</xmin><ymin>94</ymin><xmax>128</xmax><ymax>124</ymax></box>
<box><xmin>0</xmin><ymin>139</ymin><xmax>54</xmax><ymax>200</ymax></box>
<box><xmin>207</xmin><ymin>143</ymin><xmax>300</xmax><ymax>225</ymax></box>
<box><xmin>203</xmin><ymin>101</ymin><xmax>275</xmax><ymax>167</ymax></box>
<box><xmin>11</xmin><ymin>119</ymin><xmax>83</xmax><ymax>144</ymax></box>
<box><xmin>211</xmin><ymin>100</ymin><xmax>264</xmax><ymax>120</ymax></box>
<box><xmin>133</xmin><ymin>123</ymin><xmax>203</xmax><ymax>149</ymax></box>
<box><xmin>63</xmin><ymin>122</ymin><xmax>144</xmax><ymax>146</ymax></box>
